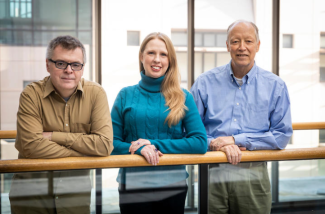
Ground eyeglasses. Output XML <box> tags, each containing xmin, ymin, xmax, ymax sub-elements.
<box><xmin>49</xmin><ymin>59</ymin><xmax>84</xmax><ymax>71</ymax></box>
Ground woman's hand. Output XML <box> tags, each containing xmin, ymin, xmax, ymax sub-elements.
<box><xmin>140</xmin><ymin>145</ymin><xmax>163</xmax><ymax>166</ymax></box>
<box><xmin>129</xmin><ymin>138</ymin><xmax>151</xmax><ymax>154</ymax></box>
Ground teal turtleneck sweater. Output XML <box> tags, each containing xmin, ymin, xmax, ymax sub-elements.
<box><xmin>111</xmin><ymin>71</ymin><xmax>207</xmax><ymax>187</ymax></box>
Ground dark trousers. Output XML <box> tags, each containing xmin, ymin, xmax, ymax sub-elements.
<box><xmin>118</xmin><ymin>183</ymin><xmax>188</xmax><ymax>214</ymax></box>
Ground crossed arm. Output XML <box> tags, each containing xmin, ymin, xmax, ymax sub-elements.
<box><xmin>16</xmin><ymin>88</ymin><xmax>113</xmax><ymax>159</ymax></box>
<box><xmin>190</xmin><ymin>80</ymin><xmax>293</xmax><ymax>165</ymax></box>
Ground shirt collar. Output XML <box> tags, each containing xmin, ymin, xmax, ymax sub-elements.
<box><xmin>43</xmin><ymin>76</ymin><xmax>84</xmax><ymax>98</ymax></box>
<box><xmin>228</xmin><ymin>60</ymin><xmax>257</xmax><ymax>85</ymax></box>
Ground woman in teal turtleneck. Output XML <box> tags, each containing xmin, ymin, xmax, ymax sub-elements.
<box><xmin>111</xmin><ymin>32</ymin><xmax>207</xmax><ymax>214</ymax></box>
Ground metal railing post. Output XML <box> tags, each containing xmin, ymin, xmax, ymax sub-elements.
<box><xmin>187</xmin><ymin>165</ymin><xmax>195</xmax><ymax>209</ymax></box>
<box><xmin>93</xmin><ymin>0</ymin><xmax>102</xmax><ymax>212</ymax></box>
<box><xmin>272</xmin><ymin>0</ymin><xmax>280</xmax><ymax>76</ymax></box>
<box><xmin>96</xmin><ymin>169</ymin><xmax>102</xmax><ymax>214</ymax></box>
<box><xmin>271</xmin><ymin>161</ymin><xmax>279</xmax><ymax>203</ymax></box>
<box><xmin>199</xmin><ymin>164</ymin><xmax>208</xmax><ymax>214</ymax></box>
<box><xmin>187</xmin><ymin>0</ymin><xmax>195</xmax><ymax>90</ymax></box>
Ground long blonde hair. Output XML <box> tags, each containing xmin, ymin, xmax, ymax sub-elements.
<box><xmin>139</xmin><ymin>32</ymin><xmax>187</xmax><ymax>127</ymax></box>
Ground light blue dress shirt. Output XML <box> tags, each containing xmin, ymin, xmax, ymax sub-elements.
<box><xmin>190</xmin><ymin>61</ymin><xmax>293</xmax><ymax>151</ymax></box>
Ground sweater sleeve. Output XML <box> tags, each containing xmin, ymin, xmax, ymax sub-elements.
<box><xmin>111</xmin><ymin>88</ymin><xmax>141</xmax><ymax>155</ymax></box>
<box><xmin>148</xmin><ymin>91</ymin><xmax>207</xmax><ymax>154</ymax></box>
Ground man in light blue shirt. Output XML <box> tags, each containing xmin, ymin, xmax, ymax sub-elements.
<box><xmin>191</xmin><ymin>20</ymin><xmax>292</xmax><ymax>214</ymax></box>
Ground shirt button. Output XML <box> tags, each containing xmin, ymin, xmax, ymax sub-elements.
<box><xmin>234</xmin><ymin>119</ymin><xmax>237</xmax><ymax>122</ymax></box>
<box><xmin>248</xmin><ymin>81</ymin><xmax>250</xmax><ymax>84</ymax></box>
<box><xmin>236</xmin><ymin>103</ymin><xmax>239</xmax><ymax>105</ymax></box>
<box><xmin>66</xmin><ymin>124</ymin><xmax>68</xmax><ymax>126</ymax></box>
<box><xmin>239</xmin><ymin>87</ymin><xmax>241</xmax><ymax>90</ymax></box>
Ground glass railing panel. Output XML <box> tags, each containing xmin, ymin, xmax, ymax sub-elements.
<box><xmin>1</xmin><ymin>144</ymin><xmax>325</xmax><ymax>214</ymax></box>
<box><xmin>1</xmin><ymin>173</ymin><xmax>14</xmax><ymax>214</ymax></box>
<box><xmin>102</xmin><ymin>168</ymin><xmax>120</xmax><ymax>213</ymax></box>
<box><xmin>1</xmin><ymin>165</ymin><xmax>201</xmax><ymax>214</ymax></box>
<box><xmin>102</xmin><ymin>164</ymin><xmax>199</xmax><ymax>214</ymax></box>
<box><xmin>208</xmin><ymin>162</ymin><xmax>272</xmax><ymax>214</ymax></box>
<box><xmin>1</xmin><ymin>169</ymin><xmax>97</xmax><ymax>214</ymax></box>
<box><xmin>207</xmin><ymin>160</ymin><xmax>325</xmax><ymax>214</ymax></box>
<box><xmin>279</xmin><ymin>159</ymin><xmax>325</xmax><ymax>202</ymax></box>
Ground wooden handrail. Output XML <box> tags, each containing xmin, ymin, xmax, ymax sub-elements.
<box><xmin>292</xmin><ymin>122</ymin><xmax>325</xmax><ymax>130</ymax></box>
<box><xmin>0</xmin><ymin>130</ymin><xmax>16</xmax><ymax>139</ymax></box>
<box><xmin>1</xmin><ymin>122</ymin><xmax>325</xmax><ymax>173</ymax></box>
<box><xmin>0</xmin><ymin>122</ymin><xmax>325</xmax><ymax>139</ymax></box>
<box><xmin>0</xmin><ymin>147</ymin><xmax>324</xmax><ymax>173</ymax></box>
<box><xmin>1</xmin><ymin>122</ymin><xmax>325</xmax><ymax>139</ymax></box>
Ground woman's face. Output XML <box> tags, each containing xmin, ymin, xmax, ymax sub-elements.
<box><xmin>141</xmin><ymin>38</ymin><xmax>169</xmax><ymax>79</ymax></box>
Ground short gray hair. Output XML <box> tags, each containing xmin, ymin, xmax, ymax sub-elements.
<box><xmin>227</xmin><ymin>20</ymin><xmax>259</xmax><ymax>44</ymax></box>
<box><xmin>46</xmin><ymin>35</ymin><xmax>86</xmax><ymax>64</ymax></box>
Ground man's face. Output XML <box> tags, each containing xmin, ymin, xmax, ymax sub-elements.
<box><xmin>226</xmin><ymin>22</ymin><xmax>260</xmax><ymax>73</ymax></box>
<box><xmin>46</xmin><ymin>45</ymin><xmax>84</xmax><ymax>97</ymax></box>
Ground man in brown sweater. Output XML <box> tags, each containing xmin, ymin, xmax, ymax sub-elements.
<box><xmin>9</xmin><ymin>35</ymin><xmax>113</xmax><ymax>214</ymax></box>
